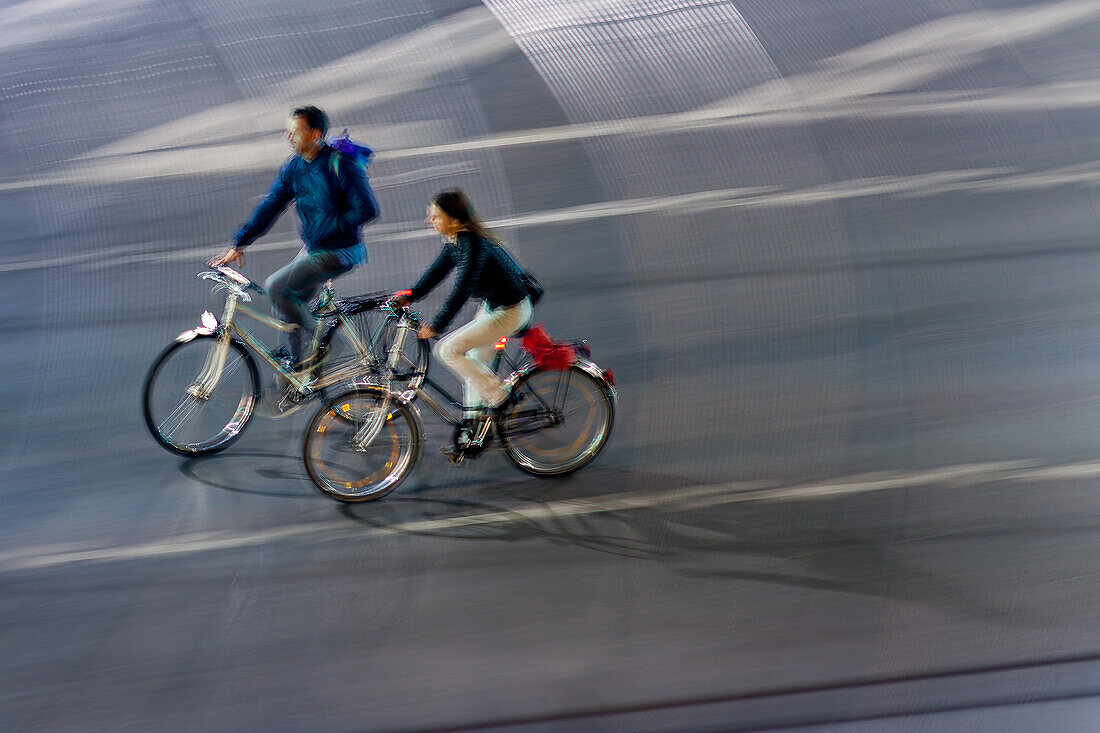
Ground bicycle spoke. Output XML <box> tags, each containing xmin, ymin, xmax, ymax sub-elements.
<box><xmin>158</xmin><ymin>394</ymin><xmax>204</xmax><ymax>438</ymax></box>
<box><xmin>143</xmin><ymin>335</ymin><xmax>259</xmax><ymax>456</ymax></box>
<box><xmin>304</xmin><ymin>388</ymin><xmax>420</xmax><ymax>502</ymax></box>
<box><xmin>501</xmin><ymin>368</ymin><xmax>613</xmax><ymax>475</ymax></box>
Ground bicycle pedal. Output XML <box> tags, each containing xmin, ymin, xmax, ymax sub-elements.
<box><xmin>269</xmin><ymin>399</ymin><xmax>310</xmax><ymax>419</ymax></box>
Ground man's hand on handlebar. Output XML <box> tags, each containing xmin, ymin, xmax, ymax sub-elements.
<box><xmin>209</xmin><ymin>246</ymin><xmax>244</xmax><ymax>268</ymax></box>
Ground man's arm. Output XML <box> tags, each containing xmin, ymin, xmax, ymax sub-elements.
<box><xmin>234</xmin><ymin>164</ymin><xmax>294</xmax><ymax>249</ymax></box>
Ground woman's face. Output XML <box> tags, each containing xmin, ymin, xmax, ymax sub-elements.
<box><xmin>426</xmin><ymin>203</ymin><xmax>464</xmax><ymax>237</ymax></box>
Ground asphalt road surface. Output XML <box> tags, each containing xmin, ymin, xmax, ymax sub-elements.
<box><xmin>2</xmin><ymin>1</ymin><xmax>1100</xmax><ymax>730</ymax></box>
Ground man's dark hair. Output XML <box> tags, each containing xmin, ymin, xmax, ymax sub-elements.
<box><xmin>292</xmin><ymin>105</ymin><xmax>328</xmax><ymax>136</ymax></box>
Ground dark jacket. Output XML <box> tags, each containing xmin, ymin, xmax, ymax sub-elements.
<box><xmin>234</xmin><ymin>146</ymin><xmax>378</xmax><ymax>255</ymax></box>
<box><xmin>409</xmin><ymin>231</ymin><xmax>529</xmax><ymax>333</ymax></box>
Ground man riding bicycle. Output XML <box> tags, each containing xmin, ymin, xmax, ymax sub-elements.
<box><xmin>210</xmin><ymin>105</ymin><xmax>378</xmax><ymax>375</ymax></box>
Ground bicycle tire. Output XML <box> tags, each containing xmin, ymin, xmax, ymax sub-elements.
<box><xmin>142</xmin><ymin>334</ymin><xmax>261</xmax><ymax>456</ymax></box>
<box><xmin>499</xmin><ymin>365</ymin><xmax>615</xmax><ymax>476</ymax></box>
<box><xmin>303</xmin><ymin>387</ymin><xmax>422</xmax><ymax>502</ymax></box>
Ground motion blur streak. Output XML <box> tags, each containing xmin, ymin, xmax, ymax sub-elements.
<box><xmin>5</xmin><ymin>160</ymin><xmax>1100</xmax><ymax>274</ymax></box>
<box><xmin>4</xmin><ymin>0</ymin><xmax>1100</xmax><ymax>730</ymax></box>
<box><xmin>12</xmin><ymin>457</ymin><xmax>1095</xmax><ymax>573</ymax></box>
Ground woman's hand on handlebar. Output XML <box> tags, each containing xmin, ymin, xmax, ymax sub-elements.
<box><xmin>386</xmin><ymin>293</ymin><xmax>431</xmax><ymax>337</ymax></box>
<box><xmin>209</xmin><ymin>246</ymin><xmax>243</xmax><ymax>268</ymax></box>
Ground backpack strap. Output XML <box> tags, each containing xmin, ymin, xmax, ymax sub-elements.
<box><xmin>325</xmin><ymin>150</ymin><xmax>349</xmax><ymax>212</ymax></box>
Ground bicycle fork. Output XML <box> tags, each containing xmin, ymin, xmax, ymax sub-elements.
<box><xmin>350</xmin><ymin>319</ymin><xmax>414</xmax><ymax>448</ymax></box>
<box><xmin>188</xmin><ymin>300</ymin><xmax>238</xmax><ymax>400</ymax></box>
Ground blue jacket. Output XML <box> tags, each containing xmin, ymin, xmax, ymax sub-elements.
<box><xmin>234</xmin><ymin>146</ymin><xmax>378</xmax><ymax>255</ymax></box>
<box><xmin>409</xmin><ymin>231</ymin><xmax>529</xmax><ymax>333</ymax></box>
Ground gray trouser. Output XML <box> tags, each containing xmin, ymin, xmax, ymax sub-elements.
<box><xmin>264</xmin><ymin>247</ymin><xmax>359</xmax><ymax>365</ymax></box>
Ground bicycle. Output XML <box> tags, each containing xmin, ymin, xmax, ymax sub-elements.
<box><xmin>301</xmin><ymin>302</ymin><xmax>618</xmax><ymax>502</ymax></box>
<box><xmin>142</xmin><ymin>265</ymin><xmax>428</xmax><ymax>457</ymax></box>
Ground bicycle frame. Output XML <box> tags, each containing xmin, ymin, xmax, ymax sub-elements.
<box><xmin>382</xmin><ymin>310</ymin><xmax>564</xmax><ymax>432</ymax></box>
<box><xmin>315</xmin><ymin>305</ymin><xmax>617</xmax><ymax>488</ymax></box>
<box><xmin>186</xmin><ymin>268</ymin><xmax>384</xmax><ymax>399</ymax></box>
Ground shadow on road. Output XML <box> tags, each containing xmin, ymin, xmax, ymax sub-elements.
<box><xmin>335</xmin><ymin>468</ymin><xmax>1031</xmax><ymax>621</ymax></box>
<box><xmin>179</xmin><ymin>453</ymin><xmax>1040</xmax><ymax>622</ymax></box>
<box><xmin>180</xmin><ymin>450</ymin><xmax>315</xmax><ymax>499</ymax></box>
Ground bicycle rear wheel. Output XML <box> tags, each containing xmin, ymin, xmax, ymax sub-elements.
<box><xmin>142</xmin><ymin>335</ymin><xmax>260</xmax><ymax>456</ymax></box>
<box><xmin>303</xmin><ymin>387</ymin><xmax>422</xmax><ymax>502</ymax></box>
<box><xmin>499</xmin><ymin>366</ymin><xmax>615</xmax><ymax>476</ymax></box>
<box><xmin>317</xmin><ymin>312</ymin><xmax>428</xmax><ymax>390</ymax></box>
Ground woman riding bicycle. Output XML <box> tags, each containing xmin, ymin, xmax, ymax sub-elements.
<box><xmin>301</xmin><ymin>190</ymin><xmax>615</xmax><ymax>498</ymax></box>
<box><xmin>394</xmin><ymin>189</ymin><xmax>533</xmax><ymax>427</ymax></box>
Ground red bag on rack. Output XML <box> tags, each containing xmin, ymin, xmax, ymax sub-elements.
<box><xmin>521</xmin><ymin>323</ymin><xmax>576</xmax><ymax>370</ymax></box>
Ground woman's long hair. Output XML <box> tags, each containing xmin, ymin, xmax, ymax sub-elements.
<box><xmin>432</xmin><ymin>189</ymin><xmax>499</xmax><ymax>244</ymax></box>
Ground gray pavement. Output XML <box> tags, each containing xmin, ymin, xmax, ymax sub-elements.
<box><xmin>2</xmin><ymin>1</ymin><xmax>1100</xmax><ymax>730</ymax></box>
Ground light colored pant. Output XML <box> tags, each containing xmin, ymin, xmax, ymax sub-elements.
<box><xmin>434</xmin><ymin>298</ymin><xmax>533</xmax><ymax>416</ymax></box>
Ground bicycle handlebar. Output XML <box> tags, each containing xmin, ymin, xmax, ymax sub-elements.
<box><xmin>201</xmin><ymin>263</ymin><xmax>419</xmax><ymax>324</ymax></box>
<box><xmin>202</xmin><ymin>265</ymin><xmax>266</xmax><ymax>296</ymax></box>
<box><xmin>384</xmin><ymin>299</ymin><xmax>423</xmax><ymax>328</ymax></box>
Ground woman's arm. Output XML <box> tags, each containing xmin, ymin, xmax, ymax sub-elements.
<box><xmin>430</xmin><ymin>233</ymin><xmax>487</xmax><ymax>333</ymax></box>
<box><xmin>408</xmin><ymin>246</ymin><xmax>455</xmax><ymax>302</ymax></box>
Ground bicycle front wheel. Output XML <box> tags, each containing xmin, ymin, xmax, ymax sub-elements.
<box><xmin>500</xmin><ymin>366</ymin><xmax>615</xmax><ymax>476</ymax></box>
<box><xmin>303</xmin><ymin>387</ymin><xmax>422</xmax><ymax>502</ymax></box>
<box><xmin>142</xmin><ymin>334</ymin><xmax>261</xmax><ymax>456</ymax></box>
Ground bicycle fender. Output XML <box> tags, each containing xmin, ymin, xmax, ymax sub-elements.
<box><xmin>175</xmin><ymin>311</ymin><xmax>219</xmax><ymax>342</ymax></box>
<box><xmin>504</xmin><ymin>358</ymin><xmax>618</xmax><ymax>404</ymax></box>
<box><xmin>573</xmin><ymin>357</ymin><xmax>619</xmax><ymax>404</ymax></box>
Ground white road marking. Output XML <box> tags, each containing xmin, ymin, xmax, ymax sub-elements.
<box><xmin>3</xmin><ymin>161</ymin><xmax>1099</xmax><ymax>275</ymax></box>
<box><xmin>4</xmin><ymin>3</ymin><xmax>1098</xmax><ymax>194</ymax></box>
<box><xmin>2</xmin><ymin>458</ymin><xmax>1095</xmax><ymax>573</ymax></box>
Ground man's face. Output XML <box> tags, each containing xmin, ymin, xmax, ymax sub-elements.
<box><xmin>286</xmin><ymin>115</ymin><xmax>321</xmax><ymax>156</ymax></box>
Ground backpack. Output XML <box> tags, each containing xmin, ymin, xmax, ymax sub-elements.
<box><xmin>495</xmin><ymin>241</ymin><xmax>544</xmax><ymax>305</ymax></box>
<box><xmin>326</xmin><ymin>129</ymin><xmax>374</xmax><ymax>178</ymax></box>
<box><xmin>520</xmin><ymin>269</ymin><xmax>544</xmax><ymax>305</ymax></box>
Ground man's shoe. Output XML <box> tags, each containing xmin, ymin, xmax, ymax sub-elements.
<box><xmin>440</xmin><ymin>445</ymin><xmax>465</xmax><ymax>464</ymax></box>
<box><xmin>268</xmin><ymin>375</ymin><xmax>310</xmax><ymax>417</ymax></box>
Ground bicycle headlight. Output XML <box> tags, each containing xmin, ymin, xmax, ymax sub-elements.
<box><xmin>201</xmin><ymin>311</ymin><xmax>218</xmax><ymax>330</ymax></box>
